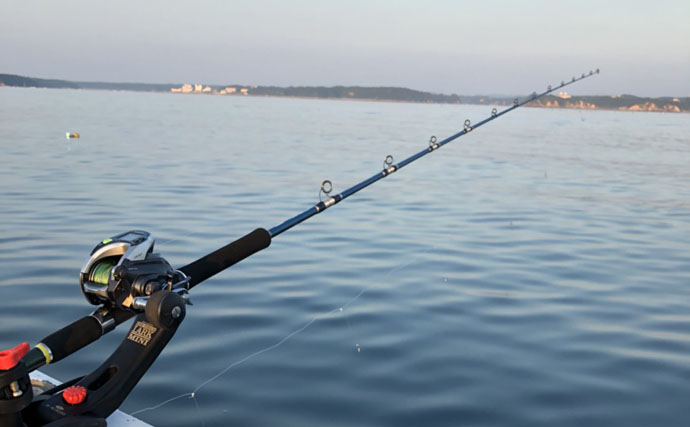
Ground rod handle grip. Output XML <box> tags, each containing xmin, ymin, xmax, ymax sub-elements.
<box><xmin>37</xmin><ymin>316</ymin><xmax>103</xmax><ymax>365</ymax></box>
<box><xmin>180</xmin><ymin>228</ymin><xmax>271</xmax><ymax>288</ymax></box>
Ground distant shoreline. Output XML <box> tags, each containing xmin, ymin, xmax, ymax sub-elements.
<box><xmin>1</xmin><ymin>73</ymin><xmax>688</xmax><ymax>113</ymax></box>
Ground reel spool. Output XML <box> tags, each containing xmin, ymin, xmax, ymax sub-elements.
<box><xmin>79</xmin><ymin>230</ymin><xmax>188</xmax><ymax>311</ymax></box>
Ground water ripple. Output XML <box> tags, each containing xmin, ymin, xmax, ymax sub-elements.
<box><xmin>1</xmin><ymin>89</ymin><xmax>689</xmax><ymax>426</ymax></box>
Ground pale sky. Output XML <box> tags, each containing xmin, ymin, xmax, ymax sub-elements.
<box><xmin>2</xmin><ymin>0</ymin><xmax>689</xmax><ymax>97</ymax></box>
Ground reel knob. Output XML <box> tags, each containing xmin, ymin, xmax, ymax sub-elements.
<box><xmin>145</xmin><ymin>291</ymin><xmax>187</xmax><ymax>329</ymax></box>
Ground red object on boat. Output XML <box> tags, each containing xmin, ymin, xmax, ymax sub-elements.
<box><xmin>0</xmin><ymin>342</ymin><xmax>30</xmax><ymax>370</ymax></box>
<box><xmin>63</xmin><ymin>385</ymin><xmax>88</xmax><ymax>405</ymax></box>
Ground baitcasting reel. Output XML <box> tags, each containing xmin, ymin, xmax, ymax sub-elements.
<box><xmin>79</xmin><ymin>230</ymin><xmax>190</xmax><ymax>312</ymax></box>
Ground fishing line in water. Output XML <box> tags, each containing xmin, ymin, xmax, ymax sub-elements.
<box><xmin>131</xmin><ymin>71</ymin><xmax>600</xmax><ymax>423</ymax></box>
<box><xmin>130</xmin><ymin>244</ymin><xmax>438</xmax><ymax>421</ymax></box>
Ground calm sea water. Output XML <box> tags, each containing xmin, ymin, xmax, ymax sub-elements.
<box><xmin>1</xmin><ymin>87</ymin><xmax>689</xmax><ymax>427</ymax></box>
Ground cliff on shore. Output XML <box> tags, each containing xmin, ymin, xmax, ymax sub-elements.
<box><xmin>467</xmin><ymin>94</ymin><xmax>689</xmax><ymax>113</ymax></box>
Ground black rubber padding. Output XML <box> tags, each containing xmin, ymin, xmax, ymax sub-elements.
<box><xmin>180</xmin><ymin>228</ymin><xmax>271</xmax><ymax>288</ymax></box>
<box><xmin>40</xmin><ymin>316</ymin><xmax>103</xmax><ymax>363</ymax></box>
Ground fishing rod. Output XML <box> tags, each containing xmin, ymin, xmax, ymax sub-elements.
<box><xmin>0</xmin><ymin>69</ymin><xmax>598</xmax><ymax>426</ymax></box>
<box><xmin>269</xmin><ymin>69</ymin><xmax>600</xmax><ymax>237</ymax></box>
